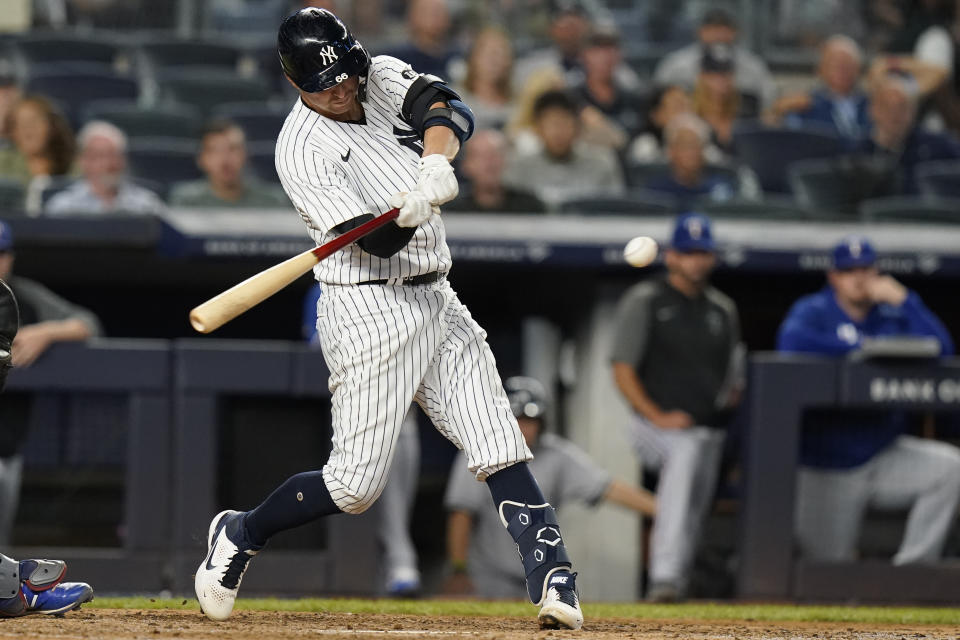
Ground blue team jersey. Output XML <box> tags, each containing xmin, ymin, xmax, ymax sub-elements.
<box><xmin>777</xmin><ymin>286</ymin><xmax>954</xmax><ymax>468</ymax></box>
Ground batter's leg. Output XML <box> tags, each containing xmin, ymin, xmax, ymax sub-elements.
<box><xmin>416</xmin><ymin>285</ymin><xmax>582</xmax><ymax>630</ymax></box>
<box><xmin>196</xmin><ymin>283</ymin><xmax>442</xmax><ymax>621</ymax></box>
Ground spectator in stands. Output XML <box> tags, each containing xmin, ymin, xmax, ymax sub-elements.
<box><xmin>170</xmin><ymin>119</ymin><xmax>289</xmax><ymax>208</ymax></box>
<box><xmin>504</xmin><ymin>90</ymin><xmax>623</xmax><ymax>206</ymax></box>
<box><xmin>610</xmin><ymin>213</ymin><xmax>743</xmax><ymax>602</ymax></box>
<box><xmin>443</xmin><ymin>376</ymin><xmax>656</xmax><ymax>600</ymax></box>
<box><xmin>654</xmin><ymin>8</ymin><xmax>775</xmax><ymax>111</ymax></box>
<box><xmin>514</xmin><ymin>2</ymin><xmax>591</xmax><ymax>87</ymax></box>
<box><xmin>693</xmin><ymin>43</ymin><xmax>757</xmax><ymax>154</ymax></box>
<box><xmin>455</xmin><ymin>27</ymin><xmax>515</xmax><ymax>131</ymax></box>
<box><xmin>628</xmin><ymin>85</ymin><xmax>724</xmax><ymax>166</ymax></box>
<box><xmin>771</xmin><ymin>35</ymin><xmax>871</xmax><ymax>140</ymax></box>
<box><xmin>514</xmin><ymin>2</ymin><xmax>642</xmax><ymax>92</ymax></box>
<box><xmin>573</xmin><ymin>27</ymin><xmax>647</xmax><ymax>152</ymax></box>
<box><xmin>880</xmin><ymin>0</ymin><xmax>954</xmax><ymax>87</ymax></box>
<box><xmin>777</xmin><ymin>235</ymin><xmax>960</xmax><ymax>565</ymax></box>
<box><xmin>505</xmin><ymin>67</ymin><xmax>567</xmax><ymax>155</ymax></box>
<box><xmin>854</xmin><ymin>76</ymin><xmax>960</xmax><ymax>193</ymax></box>
<box><xmin>0</xmin><ymin>65</ymin><xmax>21</xmax><ymax>150</ymax></box>
<box><xmin>0</xmin><ymin>220</ymin><xmax>102</xmax><ymax>543</ymax></box>
<box><xmin>446</xmin><ymin>129</ymin><xmax>546</xmax><ymax>213</ymax></box>
<box><xmin>643</xmin><ymin>114</ymin><xmax>757</xmax><ymax>208</ymax></box>
<box><xmin>44</xmin><ymin>121</ymin><xmax>165</xmax><ymax>217</ymax></box>
<box><xmin>0</xmin><ymin>96</ymin><xmax>75</xmax><ymax>213</ymax></box>
<box><xmin>382</xmin><ymin>0</ymin><xmax>460</xmax><ymax>79</ymax></box>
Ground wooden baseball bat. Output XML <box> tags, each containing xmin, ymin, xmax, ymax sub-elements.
<box><xmin>189</xmin><ymin>208</ymin><xmax>400</xmax><ymax>333</ymax></box>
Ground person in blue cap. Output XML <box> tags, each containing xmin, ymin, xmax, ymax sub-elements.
<box><xmin>777</xmin><ymin>235</ymin><xmax>960</xmax><ymax>564</ymax></box>
<box><xmin>610</xmin><ymin>212</ymin><xmax>744</xmax><ymax>602</ymax></box>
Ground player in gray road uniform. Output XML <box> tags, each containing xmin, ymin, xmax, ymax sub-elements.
<box><xmin>195</xmin><ymin>8</ymin><xmax>583</xmax><ymax>629</ymax></box>
<box><xmin>444</xmin><ymin>377</ymin><xmax>656</xmax><ymax>599</ymax></box>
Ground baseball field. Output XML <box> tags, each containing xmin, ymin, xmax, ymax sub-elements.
<box><xmin>3</xmin><ymin>598</ymin><xmax>959</xmax><ymax>640</ymax></box>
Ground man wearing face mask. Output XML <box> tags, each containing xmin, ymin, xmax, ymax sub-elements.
<box><xmin>610</xmin><ymin>213</ymin><xmax>744</xmax><ymax>602</ymax></box>
<box><xmin>778</xmin><ymin>236</ymin><xmax>960</xmax><ymax>564</ymax></box>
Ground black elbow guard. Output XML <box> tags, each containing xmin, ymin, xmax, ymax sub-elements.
<box><xmin>332</xmin><ymin>214</ymin><xmax>415</xmax><ymax>259</ymax></box>
<box><xmin>401</xmin><ymin>74</ymin><xmax>475</xmax><ymax>144</ymax></box>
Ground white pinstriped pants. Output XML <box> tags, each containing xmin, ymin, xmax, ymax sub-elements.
<box><xmin>316</xmin><ymin>277</ymin><xmax>532</xmax><ymax>514</ymax></box>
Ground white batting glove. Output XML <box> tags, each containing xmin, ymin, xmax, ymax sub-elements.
<box><xmin>417</xmin><ymin>154</ymin><xmax>458</xmax><ymax>205</ymax></box>
<box><xmin>389</xmin><ymin>191</ymin><xmax>439</xmax><ymax>228</ymax></box>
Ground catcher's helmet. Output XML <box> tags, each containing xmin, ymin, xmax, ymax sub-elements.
<box><xmin>278</xmin><ymin>8</ymin><xmax>371</xmax><ymax>93</ymax></box>
<box><xmin>504</xmin><ymin>377</ymin><xmax>549</xmax><ymax>420</ymax></box>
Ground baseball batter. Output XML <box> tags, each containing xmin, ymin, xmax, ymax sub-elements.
<box><xmin>194</xmin><ymin>8</ymin><xmax>582</xmax><ymax>630</ymax></box>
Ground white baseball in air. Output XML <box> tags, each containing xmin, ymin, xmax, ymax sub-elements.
<box><xmin>623</xmin><ymin>236</ymin><xmax>658</xmax><ymax>268</ymax></box>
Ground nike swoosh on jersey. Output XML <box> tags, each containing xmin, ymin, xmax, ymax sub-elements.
<box><xmin>341</xmin><ymin>148</ymin><xmax>351</xmax><ymax>162</ymax></box>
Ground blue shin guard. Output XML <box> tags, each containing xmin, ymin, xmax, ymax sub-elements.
<box><xmin>498</xmin><ymin>501</ymin><xmax>572</xmax><ymax>605</ymax></box>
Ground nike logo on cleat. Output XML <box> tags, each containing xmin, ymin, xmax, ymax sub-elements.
<box><xmin>205</xmin><ymin>537</ymin><xmax>219</xmax><ymax>571</ymax></box>
<box><xmin>341</xmin><ymin>148</ymin><xmax>351</xmax><ymax>162</ymax></box>
<box><xmin>550</xmin><ymin>576</ymin><xmax>569</xmax><ymax>585</ymax></box>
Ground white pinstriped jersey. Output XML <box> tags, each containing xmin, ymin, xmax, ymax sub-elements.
<box><xmin>275</xmin><ymin>55</ymin><xmax>451</xmax><ymax>285</ymax></box>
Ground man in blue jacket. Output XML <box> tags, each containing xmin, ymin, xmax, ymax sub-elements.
<box><xmin>777</xmin><ymin>236</ymin><xmax>960</xmax><ymax>564</ymax></box>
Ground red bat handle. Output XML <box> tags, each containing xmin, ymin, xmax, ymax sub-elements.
<box><xmin>311</xmin><ymin>208</ymin><xmax>401</xmax><ymax>261</ymax></box>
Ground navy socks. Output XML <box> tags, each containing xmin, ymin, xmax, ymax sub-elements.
<box><xmin>243</xmin><ymin>471</ymin><xmax>340</xmax><ymax>546</ymax></box>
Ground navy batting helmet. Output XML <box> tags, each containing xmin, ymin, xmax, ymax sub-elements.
<box><xmin>504</xmin><ymin>377</ymin><xmax>549</xmax><ymax>420</ymax></box>
<box><xmin>278</xmin><ymin>8</ymin><xmax>371</xmax><ymax>93</ymax></box>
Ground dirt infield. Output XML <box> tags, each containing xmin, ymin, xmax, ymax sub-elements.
<box><xmin>1</xmin><ymin>609</ymin><xmax>958</xmax><ymax>640</ymax></box>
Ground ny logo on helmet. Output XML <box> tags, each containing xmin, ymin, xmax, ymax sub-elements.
<box><xmin>319</xmin><ymin>45</ymin><xmax>339</xmax><ymax>66</ymax></box>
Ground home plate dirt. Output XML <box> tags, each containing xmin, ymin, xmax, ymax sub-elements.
<box><xmin>1</xmin><ymin>610</ymin><xmax>957</xmax><ymax>640</ymax></box>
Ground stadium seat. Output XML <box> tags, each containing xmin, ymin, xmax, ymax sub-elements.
<box><xmin>13</xmin><ymin>33</ymin><xmax>120</xmax><ymax>67</ymax></box>
<box><xmin>246</xmin><ymin>142</ymin><xmax>280</xmax><ymax>183</ymax></box>
<box><xmin>126</xmin><ymin>138</ymin><xmax>201</xmax><ymax>193</ymax></box>
<box><xmin>916</xmin><ymin>160</ymin><xmax>960</xmax><ymax>199</ymax></box>
<box><xmin>733</xmin><ymin>125</ymin><xmax>844</xmax><ymax>193</ymax></box>
<box><xmin>859</xmin><ymin>196</ymin><xmax>960</xmax><ymax>224</ymax></box>
<box><xmin>213</xmin><ymin>103</ymin><xmax>288</xmax><ymax>143</ymax></box>
<box><xmin>158</xmin><ymin>69</ymin><xmax>273</xmax><ymax>115</ymax></box>
<box><xmin>557</xmin><ymin>189</ymin><xmax>677</xmax><ymax>215</ymax></box>
<box><xmin>81</xmin><ymin>100</ymin><xmax>203</xmax><ymax>140</ymax></box>
<box><xmin>26</xmin><ymin>64</ymin><xmax>139</xmax><ymax>123</ymax></box>
<box><xmin>698</xmin><ymin>196</ymin><xmax>810</xmax><ymax>220</ymax></box>
<box><xmin>138</xmin><ymin>39</ymin><xmax>242</xmax><ymax>72</ymax></box>
<box><xmin>788</xmin><ymin>155</ymin><xmax>900</xmax><ymax>218</ymax></box>
<box><xmin>0</xmin><ymin>178</ymin><xmax>25</xmax><ymax>214</ymax></box>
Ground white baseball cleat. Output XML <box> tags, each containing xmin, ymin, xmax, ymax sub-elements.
<box><xmin>195</xmin><ymin>510</ymin><xmax>261</xmax><ymax>621</ymax></box>
<box><xmin>537</xmin><ymin>570</ymin><xmax>583</xmax><ymax>630</ymax></box>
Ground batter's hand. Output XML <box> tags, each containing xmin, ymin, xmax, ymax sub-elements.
<box><xmin>390</xmin><ymin>191</ymin><xmax>439</xmax><ymax>228</ymax></box>
<box><xmin>417</xmin><ymin>154</ymin><xmax>458</xmax><ymax>205</ymax></box>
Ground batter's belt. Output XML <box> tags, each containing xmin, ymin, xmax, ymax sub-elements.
<box><xmin>358</xmin><ymin>271</ymin><xmax>445</xmax><ymax>286</ymax></box>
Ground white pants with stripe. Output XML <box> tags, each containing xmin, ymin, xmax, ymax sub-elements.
<box><xmin>796</xmin><ymin>434</ymin><xmax>960</xmax><ymax>564</ymax></box>
<box><xmin>316</xmin><ymin>278</ymin><xmax>531</xmax><ymax>514</ymax></box>
<box><xmin>627</xmin><ymin>415</ymin><xmax>725</xmax><ymax>588</ymax></box>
